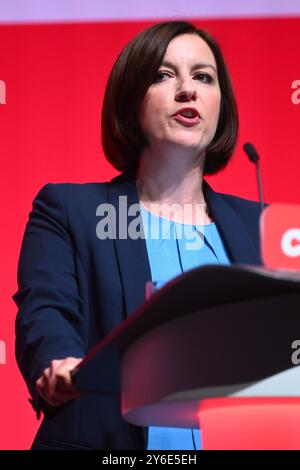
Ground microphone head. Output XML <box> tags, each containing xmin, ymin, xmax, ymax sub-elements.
<box><xmin>243</xmin><ymin>142</ymin><xmax>259</xmax><ymax>163</ymax></box>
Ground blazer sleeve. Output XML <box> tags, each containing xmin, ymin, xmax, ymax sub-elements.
<box><xmin>12</xmin><ymin>183</ymin><xmax>86</xmax><ymax>416</ymax></box>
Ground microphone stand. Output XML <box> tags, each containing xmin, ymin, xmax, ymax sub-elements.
<box><xmin>243</xmin><ymin>142</ymin><xmax>265</xmax><ymax>213</ymax></box>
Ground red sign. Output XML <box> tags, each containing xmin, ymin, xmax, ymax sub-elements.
<box><xmin>261</xmin><ymin>204</ymin><xmax>300</xmax><ymax>270</ymax></box>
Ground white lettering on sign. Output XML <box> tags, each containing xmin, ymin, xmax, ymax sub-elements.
<box><xmin>281</xmin><ymin>228</ymin><xmax>300</xmax><ymax>257</ymax></box>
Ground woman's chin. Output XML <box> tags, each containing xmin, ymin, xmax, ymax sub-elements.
<box><xmin>167</xmin><ymin>138</ymin><xmax>205</xmax><ymax>154</ymax></box>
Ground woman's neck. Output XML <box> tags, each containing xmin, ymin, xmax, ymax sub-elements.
<box><xmin>136</xmin><ymin>147</ymin><xmax>213</xmax><ymax>225</ymax></box>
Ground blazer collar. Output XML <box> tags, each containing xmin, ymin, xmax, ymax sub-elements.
<box><xmin>108</xmin><ymin>171</ymin><xmax>152</xmax><ymax>316</ymax></box>
<box><xmin>203</xmin><ymin>180</ymin><xmax>261</xmax><ymax>265</ymax></box>
<box><xmin>108</xmin><ymin>173</ymin><xmax>260</xmax><ymax>316</ymax></box>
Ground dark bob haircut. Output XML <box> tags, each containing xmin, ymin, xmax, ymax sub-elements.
<box><xmin>101</xmin><ymin>21</ymin><xmax>238</xmax><ymax>175</ymax></box>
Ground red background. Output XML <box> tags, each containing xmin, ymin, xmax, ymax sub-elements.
<box><xmin>0</xmin><ymin>18</ymin><xmax>299</xmax><ymax>448</ymax></box>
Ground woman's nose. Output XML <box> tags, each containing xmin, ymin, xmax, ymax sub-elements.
<box><xmin>175</xmin><ymin>79</ymin><xmax>197</xmax><ymax>102</ymax></box>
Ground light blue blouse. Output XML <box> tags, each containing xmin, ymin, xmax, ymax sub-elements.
<box><xmin>141</xmin><ymin>206</ymin><xmax>231</xmax><ymax>450</ymax></box>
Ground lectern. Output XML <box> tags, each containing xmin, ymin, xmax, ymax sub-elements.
<box><xmin>73</xmin><ymin>265</ymin><xmax>300</xmax><ymax>450</ymax></box>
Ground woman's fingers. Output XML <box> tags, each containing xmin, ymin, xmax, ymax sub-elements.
<box><xmin>35</xmin><ymin>357</ymin><xmax>82</xmax><ymax>407</ymax></box>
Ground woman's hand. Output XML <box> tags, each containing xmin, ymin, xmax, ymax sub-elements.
<box><xmin>35</xmin><ymin>357</ymin><xmax>82</xmax><ymax>407</ymax></box>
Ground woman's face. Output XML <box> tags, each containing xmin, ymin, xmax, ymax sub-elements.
<box><xmin>139</xmin><ymin>33</ymin><xmax>221</xmax><ymax>156</ymax></box>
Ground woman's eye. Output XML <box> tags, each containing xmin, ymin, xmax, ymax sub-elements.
<box><xmin>154</xmin><ymin>71</ymin><xmax>172</xmax><ymax>83</ymax></box>
<box><xmin>194</xmin><ymin>72</ymin><xmax>213</xmax><ymax>84</ymax></box>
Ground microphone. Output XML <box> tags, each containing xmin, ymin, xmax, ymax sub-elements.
<box><xmin>243</xmin><ymin>142</ymin><xmax>265</xmax><ymax>213</ymax></box>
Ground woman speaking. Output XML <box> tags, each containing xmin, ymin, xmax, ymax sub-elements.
<box><xmin>13</xmin><ymin>21</ymin><xmax>262</xmax><ymax>450</ymax></box>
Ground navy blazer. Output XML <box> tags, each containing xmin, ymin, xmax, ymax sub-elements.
<box><xmin>12</xmin><ymin>171</ymin><xmax>263</xmax><ymax>450</ymax></box>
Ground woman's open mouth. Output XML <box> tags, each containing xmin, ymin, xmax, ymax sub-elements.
<box><xmin>173</xmin><ymin>107</ymin><xmax>201</xmax><ymax>126</ymax></box>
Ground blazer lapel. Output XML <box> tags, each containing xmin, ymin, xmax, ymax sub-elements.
<box><xmin>204</xmin><ymin>180</ymin><xmax>261</xmax><ymax>265</ymax></box>
<box><xmin>108</xmin><ymin>172</ymin><xmax>152</xmax><ymax>317</ymax></box>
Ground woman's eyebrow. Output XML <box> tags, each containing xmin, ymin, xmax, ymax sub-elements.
<box><xmin>161</xmin><ymin>60</ymin><xmax>217</xmax><ymax>74</ymax></box>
